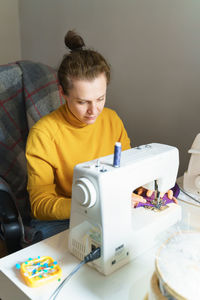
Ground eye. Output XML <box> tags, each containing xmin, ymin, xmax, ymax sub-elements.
<box><xmin>98</xmin><ymin>97</ymin><xmax>105</xmax><ymax>102</ymax></box>
<box><xmin>77</xmin><ymin>101</ymin><xmax>86</xmax><ymax>105</ymax></box>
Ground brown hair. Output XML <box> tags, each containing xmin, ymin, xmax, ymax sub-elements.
<box><xmin>58</xmin><ymin>30</ymin><xmax>111</xmax><ymax>95</ymax></box>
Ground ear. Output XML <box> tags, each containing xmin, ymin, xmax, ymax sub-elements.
<box><xmin>58</xmin><ymin>85</ymin><xmax>68</xmax><ymax>102</ymax></box>
<box><xmin>58</xmin><ymin>85</ymin><xmax>64</xmax><ymax>96</ymax></box>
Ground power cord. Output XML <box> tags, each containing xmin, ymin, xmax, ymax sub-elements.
<box><xmin>179</xmin><ymin>186</ymin><xmax>200</xmax><ymax>205</ymax></box>
<box><xmin>48</xmin><ymin>247</ymin><xmax>101</xmax><ymax>300</ymax></box>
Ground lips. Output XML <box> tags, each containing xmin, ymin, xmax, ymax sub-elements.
<box><xmin>85</xmin><ymin>116</ymin><xmax>96</xmax><ymax>120</ymax></box>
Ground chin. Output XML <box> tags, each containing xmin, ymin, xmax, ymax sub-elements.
<box><xmin>85</xmin><ymin>119</ymin><xmax>96</xmax><ymax>125</ymax></box>
<box><xmin>84</xmin><ymin>117</ymin><xmax>97</xmax><ymax>124</ymax></box>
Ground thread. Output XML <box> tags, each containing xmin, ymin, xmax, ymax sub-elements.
<box><xmin>113</xmin><ymin>142</ymin><xmax>121</xmax><ymax>167</ymax></box>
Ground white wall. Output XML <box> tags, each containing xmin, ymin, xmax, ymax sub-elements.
<box><xmin>19</xmin><ymin>0</ymin><xmax>200</xmax><ymax>176</ymax></box>
<box><xmin>0</xmin><ymin>0</ymin><xmax>21</xmax><ymax>64</ymax></box>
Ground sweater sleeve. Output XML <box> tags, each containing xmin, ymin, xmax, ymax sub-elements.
<box><xmin>26</xmin><ymin>128</ymin><xmax>71</xmax><ymax>220</ymax></box>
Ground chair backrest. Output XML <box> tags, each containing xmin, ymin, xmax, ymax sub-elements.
<box><xmin>0</xmin><ymin>61</ymin><xmax>64</xmax><ymax>220</ymax></box>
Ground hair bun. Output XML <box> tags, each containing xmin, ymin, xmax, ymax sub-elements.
<box><xmin>64</xmin><ymin>30</ymin><xmax>85</xmax><ymax>51</ymax></box>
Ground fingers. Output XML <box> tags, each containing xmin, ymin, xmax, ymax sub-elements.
<box><xmin>160</xmin><ymin>190</ymin><xmax>178</xmax><ymax>204</ymax></box>
<box><xmin>134</xmin><ymin>188</ymin><xmax>175</xmax><ymax>199</ymax></box>
<box><xmin>132</xmin><ymin>193</ymin><xmax>146</xmax><ymax>202</ymax></box>
<box><xmin>146</xmin><ymin>190</ymin><xmax>153</xmax><ymax>197</ymax></box>
<box><xmin>131</xmin><ymin>189</ymin><xmax>178</xmax><ymax>208</ymax></box>
<box><xmin>160</xmin><ymin>192</ymin><xmax>165</xmax><ymax>198</ymax></box>
<box><xmin>172</xmin><ymin>196</ymin><xmax>178</xmax><ymax>204</ymax></box>
<box><xmin>160</xmin><ymin>190</ymin><xmax>173</xmax><ymax>199</ymax></box>
<box><xmin>137</xmin><ymin>188</ymin><xmax>154</xmax><ymax>197</ymax></box>
<box><xmin>131</xmin><ymin>193</ymin><xmax>146</xmax><ymax>208</ymax></box>
<box><xmin>167</xmin><ymin>190</ymin><xmax>173</xmax><ymax>199</ymax></box>
<box><xmin>135</xmin><ymin>187</ymin><xmax>153</xmax><ymax>197</ymax></box>
<box><xmin>137</xmin><ymin>187</ymin><xmax>144</xmax><ymax>195</ymax></box>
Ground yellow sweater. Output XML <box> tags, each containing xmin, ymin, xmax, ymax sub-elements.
<box><xmin>26</xmin><ymin>104</ymin><xmax>131</xmax><ymax>220</ymax></box>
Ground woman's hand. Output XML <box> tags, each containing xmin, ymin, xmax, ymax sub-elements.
<box><xmin>141</xmin><ymin>188</ymin><xmax>178</xmax><ymax>204</ymax></box>
<box><xmin>131</xmin><ymin>192</ymin><xmax>146</xmax><ymax>208</ymax></box>
<box><xmin>131</xmin><ymin>187</ymin><xmax>178</xmax><ymax>208</ymax></box>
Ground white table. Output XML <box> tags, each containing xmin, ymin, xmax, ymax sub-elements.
<box><xmin>0</xmin><ymin>187</ymin><xmax>195</xmax><ymax>300</ymax></box>
<box><xmin>0</xmin><ymin>229</ymin><xmax>158</xmax><ymax>300</ymax></box>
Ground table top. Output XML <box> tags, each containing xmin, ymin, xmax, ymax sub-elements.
<box><xmin>0</xmin><ymin>230</ymin><xmax>157</xmax><ymax>300</ymax></box>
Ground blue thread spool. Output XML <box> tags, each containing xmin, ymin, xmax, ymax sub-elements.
<box><xmin>113</xmin><ymin>142</ymin><xmax>121</xmax><ymax>167</ymax></box>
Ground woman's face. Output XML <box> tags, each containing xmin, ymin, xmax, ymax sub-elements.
<box><xmin>63</xmin><ymin>73</ymin><xmax>107</xmax><ymax>125</ymax></box>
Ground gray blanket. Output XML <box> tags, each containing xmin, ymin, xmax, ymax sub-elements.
<box><xmin>0</xmin><ymin>60</ymin><xmax>64</xmax><ymax>245</ymax></box>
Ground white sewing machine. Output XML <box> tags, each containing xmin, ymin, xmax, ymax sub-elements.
<box><xmin>68</xmin><ymin>143</ymin><xmax>182</xmax><ymax>275</ymax></box>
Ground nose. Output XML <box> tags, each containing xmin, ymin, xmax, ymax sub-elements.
<box><xmin>87</xmin><ymin>102</ymin><xmax>97</xmax><ymax>115</ymax></box>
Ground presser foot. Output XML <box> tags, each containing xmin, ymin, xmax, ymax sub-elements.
<box><xmin>151</xmin><ymin>197</ymin><xmax>165</xmax><ymax>208</ymax></box>
<box><xmin>143</xmin><ymin>198</ymin><xmax>169</xmax><ymax>212</ymax></box>
<box><xmin>155</xmin><ymin>200</ymin><xmax>162</xmax><ymax>209</ymax></box>
<box><xmin>143</xmin><ymin>204</ymin><xmax>169</xmax><ymax>212</ymax></box>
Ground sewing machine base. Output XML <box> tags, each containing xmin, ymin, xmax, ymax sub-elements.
<box><xmin>69</xmin><ymin>203</ymin><xmax>181</xmax><ymax>275</ymax></box>
<box><xmin>103</xmin><ymin>203</ymin><xmax>181</xmax><ymax>275</ymax></box>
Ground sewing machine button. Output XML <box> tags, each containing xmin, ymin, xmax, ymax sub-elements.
<box><xmin>100</xmin><ymin>167</ymin><xmax>107</xmax><ymax>172</ymax></box>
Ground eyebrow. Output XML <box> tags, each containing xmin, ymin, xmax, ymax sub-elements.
<box><xmin>75</xmin><ymin>94</ymin><xmax>105</xmax><ymax>102</ymax></box>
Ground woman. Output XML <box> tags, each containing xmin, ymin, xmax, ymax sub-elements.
<box><xmin>26</xmin><ymin>30</ymin><xmax>176</xmax><ymax>239</ymax></box>
<box><xmin>26</xmin><ymin>30</ymin><xmax>131</xmax><ymax>238</ymax></box>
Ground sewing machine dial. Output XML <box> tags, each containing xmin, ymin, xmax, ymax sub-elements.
<box><xmin>74</xmin><ymin>177</ymin><xmax>96</xmax><ymax>208</ymax></box>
